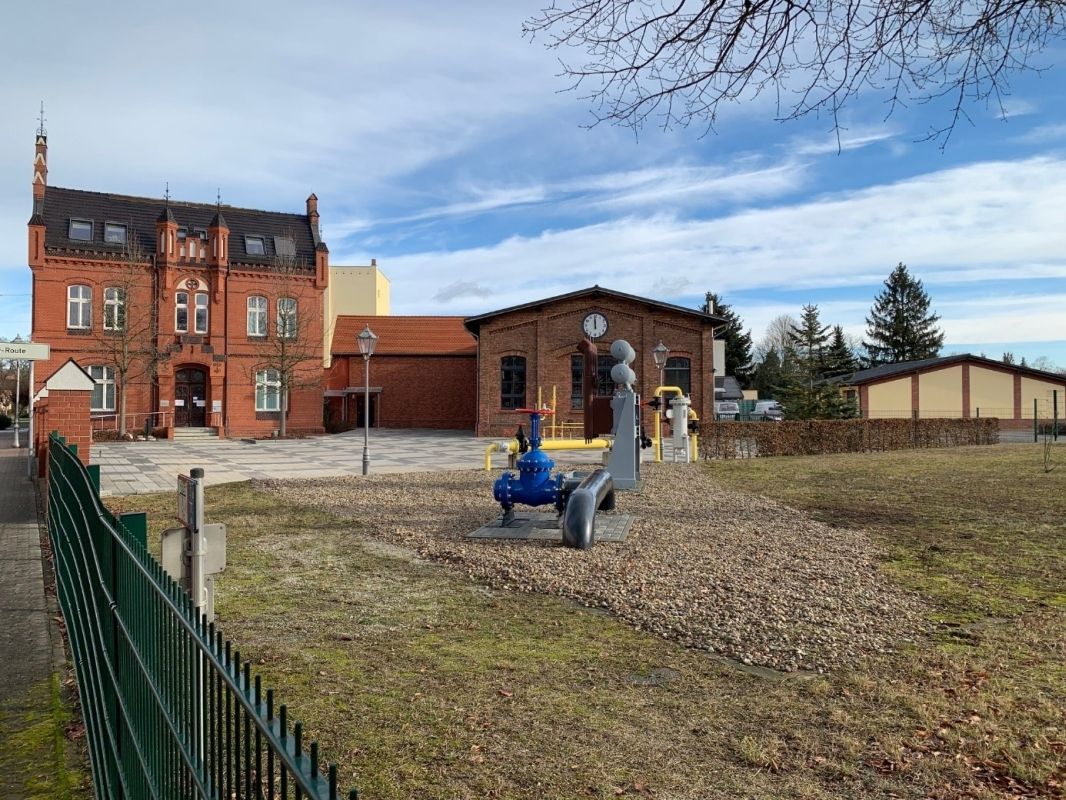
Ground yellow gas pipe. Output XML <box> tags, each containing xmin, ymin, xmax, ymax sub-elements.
<box><xmin>483</xmin><ymin>437</ymin><xmax>613</xmax><ymax>471</ymax></box>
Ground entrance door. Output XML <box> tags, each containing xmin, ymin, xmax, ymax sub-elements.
<box><xmin>175</xmin><ymin>368</ymin><xmax>208</xmax><ymax>427</ymax></box>
<box><xmin>353</xmin><ymin>394</ymin><xmax>378</xmax><ymax>428</ymax></box>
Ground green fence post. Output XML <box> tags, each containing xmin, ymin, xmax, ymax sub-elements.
<box><xmin>86</xmin><ymin>463</ymin><xmax>100</xmax><ymax>492</ymax></box>
<box><xmin>1034</xmin><ymin>399</ymin><xmax>1039</xmax><ymax>443</ymax></box>
<box><xmin>117</xmin><ymin>512</ymin><xmax>148</xmax><ymax>551</ymax></box>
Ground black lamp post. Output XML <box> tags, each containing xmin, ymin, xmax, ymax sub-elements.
<box><xmin>652</xmin><ymin>340</ymin><xmax>669</xmax><ymax>390</ymax></box>
<box><xmin>357</xmin><ymin>324</ymin><xmax>377</xmax><ymax>475</ymax></box>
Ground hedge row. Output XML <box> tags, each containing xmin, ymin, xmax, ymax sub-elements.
<box><xmin>699</xmin><ymin>417</ymin><xmax>1000</xmax><ymax>459</ymax></box>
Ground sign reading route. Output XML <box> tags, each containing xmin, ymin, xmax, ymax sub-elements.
<box><xmin>0</xmin><ymin>341</ymin><xmax>50</xmax><ymax>360</ymax></box>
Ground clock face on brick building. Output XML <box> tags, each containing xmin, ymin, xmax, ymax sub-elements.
<box><xmin>582</xmin><ymin>312</ymin><xmax>608</xmax><ymax>339</ymax></box>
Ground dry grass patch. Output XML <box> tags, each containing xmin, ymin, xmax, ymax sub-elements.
<box><xmin>106</xmin><ymin>444</ymin><xmax>1065</xmax><ymax>798</ymax></box>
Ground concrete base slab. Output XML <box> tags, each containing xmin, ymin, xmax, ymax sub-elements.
<box><xmin>467</xmin><ymin>512</ymin><xmax>633</xmax><ymax>543</ymax></box>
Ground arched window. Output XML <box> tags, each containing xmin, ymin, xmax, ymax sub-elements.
<box><xmin>175</xmin><ymin>291</ymin><xmax>189</xmax><ymax>333</ymax></box>
<box><xmin>247</xmin><ymin>296</ymin><xmax>267</xmax><ymax>336</ymax></box>
<box><xmin>570</xmin><ymin>353</ymin><xmax>614</xmax><ymax>408</ymax></box>
<box><xmin>277</xmin><ymin>297</ymin><xmax>297</xmax><ymax>339</ymax></box>
<box><xmin>500</xmin><ymin>356</ymin><xmax>526</xmax><ymax>409</ymax></box>
<box><xmin>67</xmin><ymin>285</ymin><xmax>91</xmax><ymax>329</ymax></box>
<box><xmin>103</xmin><ymin>287</ymin><xmax>125</xmax><ymax>331</ymax></box>
<box><xmin>194</xmin><ymin>292</ymin><xmax>209</xmax><ymax>334</ymax></box>
<box><xmin>664</xmin><ymin>356</ymin><xmax>691</xmax><ymax>395</ymax></box>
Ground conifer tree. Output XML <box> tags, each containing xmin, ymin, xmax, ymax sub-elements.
<box><xmin>864</xmin><ymin>263</ymin><xmax>944</xmax><ymax>365</ymax></box>
<box><xmin>701</xmin><ymin>292</ymin><xmax>754</xmax><ymax>386</ymax></box>
<box><xmin>824</xmin><ymin>325</ymin><xmax>858</xmax><ymax>378</ymax></box>
<box><xmin>777</xmin><ymin>305</ymin><xmax>855</xmax><ymax>419</ymax></box>
<box><xmin>788</xmin><ymin>304</ymin><xmax>831</xmax><ymax>388</ymax></box>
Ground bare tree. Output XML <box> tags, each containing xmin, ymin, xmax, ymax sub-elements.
<box><xmin>246</xmin><ymin>246</ymin><xmax>322</xmax><ymax>438</ymax></box>
<box><xmin>524</xmin><ymin>0</ymin><xmax>1065</xmax><ymax>142</ymax></box>
<box><xmin>93</xmin><ymin>237</ymin><xmax>162</xmax><ymax>436</ymax></box>
<box><xmin>755</xmin><ymin>313</ymin><xmax>798</xmax><ymax>361</ymax></box>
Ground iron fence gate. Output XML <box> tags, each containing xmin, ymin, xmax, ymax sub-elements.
<box><xmin>47</xmin><ymin>432</ymin><xmax>357</xmax><ymax>799</ymax></box>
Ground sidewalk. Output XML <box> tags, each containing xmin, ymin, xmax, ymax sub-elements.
<box><xmin>0</xmin><ymin>441</ymin><xmax>87</xmax><ymax>797</ymax></box>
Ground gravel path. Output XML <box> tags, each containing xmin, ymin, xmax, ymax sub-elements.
<box><xmin>264</xmin><ymin>464</ymin><xmax>927</xmax><ymax>673</ymax></box>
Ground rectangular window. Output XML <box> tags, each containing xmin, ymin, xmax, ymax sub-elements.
<box><xmin>570</xmin><ymin>353</ymin><xmax>615</xmax><ymax>408</ymax></box>
<box><xmin>194</xmin><ymin>292</ymin><xmax>209</xmax><ymax>334</ymax></box>
<box><xmin>273</xmin><ymin>236</ymin><xmax>296</xmax><ymax>257</ymax></box>
<box><xmin>247</xmin><ymin>296</ymin><xmax>267</xmax><ymax>336</ymax></box>
<box><xmin>500</xmin><ymin>356</ymin><xmax>526</xmax><ymax>410</ymax></box>
<box><xmin>245</xmin><ymin>236</ymin><xmax>265</xmax><ymax>256</ymax></box>
<box><xmin>89</xmin><ymin>365</ymin><xmax>115</xmax><ymax>412</ymax></box>
<box><xmin>276</xmin><ymin>297</ymin><xmax>297</xmax><ymax>339</ymax></box>
<box><xmin>69</xmin><ymin>219</ymin><xmax>93</xmax><ymax>241</ymax></box>
<box><xmin>103</xmin><ymin>287</ymin><xmax>125</xmax><ymax>331</ymax></box>
<box><xmin>104</xmin><ymin>222</ymin><xmax>127</xmax><ymax>244</ymax></box>
<box><xmin>255</xmin><ymin>369</ymin><xmax>281</xmax><ymax>412</ymax></box>
<box><xmin>175</xmin><ymin>291</ymin><xmax>188</xmax><ymax>333</ymax></box>
<box><xmin>664</xmin><ymin>357</ymin><xmax>692</xmax><ymax>396</ymax></box>
<box><xmin>67</xmin><ymin>285</ymin><xmax>91</xmax><ymax>329</ymax></box>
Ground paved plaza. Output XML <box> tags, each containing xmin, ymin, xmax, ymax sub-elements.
<box><xmin>91</xmin><ymin>428</ymin><xmax>590</xmax><ymax>496</ymax></box>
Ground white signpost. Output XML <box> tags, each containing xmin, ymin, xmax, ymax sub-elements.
<box><xmin>2</xmin><ymin>341</ymin><xmax>50</xmax><ymax>476</ymax></box>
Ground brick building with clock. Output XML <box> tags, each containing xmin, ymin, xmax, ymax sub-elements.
<box><xmin>463</xmin><ymin>286</ymin><xmax>724</xmax><ymax>437</ymax></box>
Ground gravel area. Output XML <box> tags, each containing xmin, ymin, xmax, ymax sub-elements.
<box><xmin>263</xmin><ymin>463</ymin><xmax>927</xmax><ymax>673</ymax></box>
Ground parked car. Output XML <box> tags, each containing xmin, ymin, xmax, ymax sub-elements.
<box><xmin>751</xmin><ymin>401</ymin><xmax>785</xmax><ymax>421</ymax></box>
<box><xmin>714</xmin><ymin>401</ymin><xmax>740</xmax><ymax>420</ymax></box>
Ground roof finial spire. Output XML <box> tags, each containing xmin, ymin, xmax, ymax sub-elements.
<box><xmin>216</xmin><ymin>187</ymin><xmax>222</xmax><ymax>209</ymax></box>
<box><xmin>36</xmin><ymin>101</ymin><xmax>47</xmax><ymax>137</ymax></box>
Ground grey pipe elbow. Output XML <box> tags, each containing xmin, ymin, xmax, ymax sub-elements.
<box><xmin>561</xmin><ymin>469</ymin><xmax>614</xmax><ymax>549</ymax></box>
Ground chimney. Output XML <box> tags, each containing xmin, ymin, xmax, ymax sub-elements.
<box><xmin>371</xmin><ymin>258</ymin><xmax>377</xmax><ymax>268</ymax></box>
<box><xmin>306</xmin><ymin>192</ymin><xmax>320</xmax><ymax>234</ymax></box>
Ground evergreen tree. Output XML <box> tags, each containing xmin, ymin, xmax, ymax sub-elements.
<box><xmin>751</xmin><ymin>348</ymin><xmax>783</xmax><ymax>399</ymax></box>
<box><xmin>788</xmin><ymin>304</ymin><xmax>831</xmax><ymax>387</ymax></box>
<box><xmin>824</xmin><ymin>325</ymin><xmax>858</xmax><ymax>378</ymax></box>
<box><xmin>1002</xmin><ymin>352</ymin><xmax>1016</xmax><ymax>365</ymax></box>
<box><xmin>864</xmin><ymin>263</ymin><xmax>944</xmax><ymax>365</ymax></box>
<box><xmin>701</xmin><ymin>292</ymin><xmax>754</xmax><ymax>386</ymax></box>
<box><xmin>777</xmin><ymin>305</ymin><xmax>855</xmax><ymax>419</ymax></box>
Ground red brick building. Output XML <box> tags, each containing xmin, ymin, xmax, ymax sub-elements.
<box><xmin>326</xmin><ymin>316</ymin><xmax>476</xmax><ymax>430</ymax></box>
<box><xmin>28</xmin><ymin>131</ymin><xmax>328</xmax><ymax>438</ymax></box>
<box><xmin>464</xmin><ymin>286</ymin><xmax>723</xmax><ymax>437</ymax></box>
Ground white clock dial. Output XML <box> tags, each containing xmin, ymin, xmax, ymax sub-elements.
<box><xmin>582</xmin><ymin>312</ymin><xmax>608</xmax><ymax>339</ymax></box>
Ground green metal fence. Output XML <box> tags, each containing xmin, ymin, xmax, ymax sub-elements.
<box><xmin>47</xmin><ymin>432</ymin><xmax>358</xmax><ymax>799</ymax></box>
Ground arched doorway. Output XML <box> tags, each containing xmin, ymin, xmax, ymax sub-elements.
<box><xmin>175</xmin><ymin>367</ymin><xmax>208</xmax><ymax>427</ymax></box>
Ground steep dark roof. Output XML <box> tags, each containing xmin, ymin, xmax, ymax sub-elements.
<box><xmin>463</xmin><ymin>285</ymin><xmax>725</xmax><ymax>336</ymax></box>
<box><xmin>838</xmin><ymin>353</ymin><xmax>1066</xmax><ymax>385</ymax></box>
<box><xmin>714</xmin><ymin>375</ymin><xmax>745</xmax><ymax>400</ymax></box>
<box><xmin>41</xmin><ymin>186</ymin><xmax>318</xmax><ymax>267</ymax></box>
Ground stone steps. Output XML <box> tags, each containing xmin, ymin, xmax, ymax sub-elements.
<box><xmin>173</xmin><ymin>427</ymin><xmax>219</xmax><ymax>441</ymax></box>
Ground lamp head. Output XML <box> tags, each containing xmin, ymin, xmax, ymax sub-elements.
<box><xmin>652</xmin><ymin>340</ymin><xmax>669</xmax><ymax>369</ymax></box>
<box><xmin>357</xmin><ymin>324</ymin><xmax>377</xmax><ymax>357</ymax></box>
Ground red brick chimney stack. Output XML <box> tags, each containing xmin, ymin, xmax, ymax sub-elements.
<box><xmin>306</xmin><ymin>193</ymin><xmax>320</xmax><ymax>236</ymax></box>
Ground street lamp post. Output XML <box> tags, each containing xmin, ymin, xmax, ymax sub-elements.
<box><xmin>12</xmin><ymin>335</ymin><xmax>23</xmax><ymax>449</ymax></box>
<box><xmin>357</xmin><ymin>324</ymin><xmax>378</xmax><ymax>476</ymax></box>
<box><xmin>652</xmin><ymin>340</ymin><xmax>670</xmax><ymax>390</ymax></box>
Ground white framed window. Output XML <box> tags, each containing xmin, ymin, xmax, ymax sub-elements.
<box><xmin>89</xmin><ymin>365</ymin><xmax>115</xmax><ymax>411</ymax></box>
<box><xmin>247</xmin><ymin>296</ymin><xmax>267</xmax><ymax>337</ymax></box>
<box><xmin>103</xmin><ymin>287</ymin><xmax>125</xmax><ymax>331</ymax></box>
<box><xmin>104</xmin><ymin>222</ymin><xmax>127</xmax><ymax>244</ymax></box>
<box><xmin>67</xmin><ymin>285</ymin><xmax>92</xmax><ymax>329</ymax></box>
<box><xmin>194</xmin><ymin>292</ymin><xmax>209</xmax><ymax>334</ymax></box>
<box><xmin>255</xmin><ymin>369</ymin><xmax>281</xmax><ymax>412</ymax></box>
<box><xmin>277</xmin><ymin>297</ymin><xmax>297</xmax><ymax>339</ymax></box>
<box><xmin>175</xmin><ymin>291</ymin><xmax>189</xmax><ymax>333</ymax></box>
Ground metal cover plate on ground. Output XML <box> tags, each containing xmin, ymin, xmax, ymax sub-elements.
<box><xmin>466</xmin><ymin>512</ymin><xmax>633</xmax><ymax>543</ymax></box>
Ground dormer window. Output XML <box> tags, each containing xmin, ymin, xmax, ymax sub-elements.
<box><xmin>104</xmin><ymin>222</ymin><xmax>127</xmax><ymax>244</ymax></box>
<box><xmin>194</xmin><ymin>228</ymin><xmax>208</xmax><ymax>241</ymax></box>
<box><xmin>274</xmin><ymin>236</ymin><xmax>296</xmax><ymax>257</ymax></box>
<box><xmin>245</xmin><ymin>236</ymin><xmax>265</xmax><ymax>256</ymax></box>
<box><xmin>69</xmin><ymin>219</ymin><xmax>93</xmax><ymax>241</ymax></box>
<box><xmin>177</xmin><ymin>228</ymin><xmax>188</xmax><ymax>240</ymax></box>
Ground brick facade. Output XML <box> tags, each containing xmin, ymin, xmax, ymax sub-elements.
<box><xmin>28</xmin><ymin>133</ymin><xmax>327</xmax><ymax>439</ymax></box>
<box><xmin>466</xmin><ymin>288</ymin><xmax>721</xmax><ymax>437</ymax></box>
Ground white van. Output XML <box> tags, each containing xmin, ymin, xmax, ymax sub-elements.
<box><xmin>714</xmin><ymin>401</ymin><xmax>740</xmax><ymax>420</ymax></box>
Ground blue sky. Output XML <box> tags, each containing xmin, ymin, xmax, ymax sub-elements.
<box><xmin>1</xmin><ymin>1</ymin><xmax>1064</xmax><ymax>368</ymax></box>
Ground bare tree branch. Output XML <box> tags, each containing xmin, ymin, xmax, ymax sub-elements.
<box><xmin>524</xmin><ymin>0</ymin><xmax>1064</xmax><ymax>142</ymax></box>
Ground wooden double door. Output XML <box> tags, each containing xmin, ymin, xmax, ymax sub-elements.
<box><xmin>175</xmin><ymin>367</ymin><xmax>208</xmax><ymax>427</ymax></box>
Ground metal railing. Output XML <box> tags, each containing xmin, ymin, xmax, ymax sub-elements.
<box><xmin>47</xmin><ymin>432</ymin><xmax>358</xmax><ymax>799</ymax></box>
<box><xmin>91</xmin><ymin>411</ymin><xmax>173</xmax><ymax>434</ymax></box>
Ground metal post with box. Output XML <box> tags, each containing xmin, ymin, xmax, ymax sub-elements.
<box><xmin>162</xmin><ymin>467</ymin><xmax>226</xmax><ymax>621</ymax></box>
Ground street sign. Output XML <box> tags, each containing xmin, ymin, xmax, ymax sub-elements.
<box><xmin>0</xmin><ymin>341</ymin><xmax>50</xmax><ymax>360</ymax></box>
<box><xmin>177</xmin><ymin>474</ymin><xmax>195</xmax><ymax>527</ymax></box>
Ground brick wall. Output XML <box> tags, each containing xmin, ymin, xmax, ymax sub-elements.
<box><xmin>329</xmin><ymin>354</ymin><xmax>476</xmax><ymax>429</ymax></box>
<box><xmin>34</xmin><ymin>388</ymin><xmax>93</xmax><ymax>477</ymax></box>
<box><xmin>474</xmin><ymin>296</ymin><xmax>716</xmax><ymax>437</ymax></box>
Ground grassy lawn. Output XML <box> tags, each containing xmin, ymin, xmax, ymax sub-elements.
<box><xmin>108</xmin><ymin>443</ymin><xmax>1065</xmax><ymax>799</ymax></box>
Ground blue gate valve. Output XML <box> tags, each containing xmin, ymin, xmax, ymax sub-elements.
<box><xmin>493</xmin><ymin>408</ymin><xmax>563</xmax><ymax>524</ymax></box>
